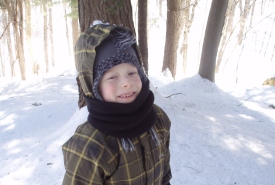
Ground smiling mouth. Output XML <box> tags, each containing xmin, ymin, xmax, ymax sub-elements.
<box><xmin>118</xmin><ymin>92</ymin><xmax>135</xmax><ymax>98</ymax></box>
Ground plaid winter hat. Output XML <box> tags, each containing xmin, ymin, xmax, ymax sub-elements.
<box><xmin>92</xmin><ymin>28</ymin><xmax>146</xmax><ymax>100</ymax></box>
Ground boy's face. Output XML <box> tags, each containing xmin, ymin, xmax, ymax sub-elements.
<box><xmin>98</xmin><ymin>63</ymin><xmax>142</xmax><ymax>103</ymax></box>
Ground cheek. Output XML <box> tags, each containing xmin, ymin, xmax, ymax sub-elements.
<box><xmin>100</xmin><ymin>83</ymin><xmax>116</xmax><ymax>96</ymax></box>
<box><xmin>134</xmin><ymin>78</ymin><xmax>142</xmax><ymax>91</ymax></box>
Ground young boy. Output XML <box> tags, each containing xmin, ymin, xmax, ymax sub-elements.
<box><xmin>62</xmin><ymin>23</ymin><xmax>172</xmax><ymax>185</ymax></box>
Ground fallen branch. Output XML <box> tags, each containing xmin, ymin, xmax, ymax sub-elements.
<box><xmin>237</xmin><ymin>95</ymin><xmax>255</xmax><ymax>106</ymax></box>
<box><xmin>182</xmin><ymin>166</ymin><xmax>200</xmax><ymax>174</ymax></box>
<box><xmin>165</xmin><ymin>93</ymin><xmax>183</xmax><ymax>98</ymax></box>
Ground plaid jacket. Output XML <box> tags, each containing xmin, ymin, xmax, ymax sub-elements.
<box><xmin>62</xmin><ymin>104</ymin><xmax>172</xmax><ymax>185</ymax></box>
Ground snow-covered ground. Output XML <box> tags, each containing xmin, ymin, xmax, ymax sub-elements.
<box><xmin>1</xmin><ymin>72</ymin><xmax>274</xmax><ymax>185</ymax></box>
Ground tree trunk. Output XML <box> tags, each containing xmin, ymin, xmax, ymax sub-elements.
<box><xmin>25</xmin><ymin>0</ymin><xmax>35</xmax><ymax>74</ymax></box>
<box><xmin>7</xmin><ymin>25</ymin><xmax>16</xmax><ymax>77</ymax></box>
<box><xmin>181</xmin><ymin>0</ymin><xmax>198</xmax><ymax>74</ymax></box>
<box><xmin>216</xmin><ymin>0</ymin><xmax>237</xmax><ymax>74</ymax></box>
<box><xmin>72</xmin><ymin>17</ymin><xmax>80</xmax><ymax>47</ymax></box>
<box><xmin>71</xmin><ymin>0</ymin><xmax>80</xmax><ymax>47</ymax></box>
<box><xmin>271</xmin><ymin>45</ymin><xmax>275</xmax><ymax>62</ymax></box>
<box><xmin>238</xmin><ymin>0</ymin><xmax>251</xmax><ymax>45</ymax></box>
<box><xmin>182</xmin><ymin>30</ymin><xmax>188</xmax><ymax>74</ymax></box>
<box><xmin>77</xmin><ymin>0</ymin><xmax>136</xmax><ymax>108</ymax></box>
<box><xmin>159</xmin><ymin>0</ymin><xmax>163</xmax><ymax>18</ymax></box>
<box><xmin>5</xmin><ymin>0</ymin><xmax>26</xmax><ymax>80</ymax></box>
<box><xmin>18</xmin><ymin>0</ymin><xmax>24</xmax><ymax>45</ymax></box>
<box><xmin>43</xmin><ymin>3</ymin><xmax>49</xmax><ymax>73</ymax></box>
<box><xmin>0</xmin><ymin>45</ymin><xmax>5</xmax><ymax>77</ymax></box>
<box><xmin>64</xmin><ymin>4</ymin><xmax>72</xmax><ymax>56</ymax></box>
<box><xmin>249</xmin><ymin>0</ymin><xmax>256</xmax><ymax>27</ymax></box>
<box><xmin>181</xmin><ymin>0</ymin><xmax>190</xmax><ymax>74</ymax></box>
<box><xmin>2</xmin><ymin>11</ymin><xmax>16</xmax><ymax>77</ymax></box>
<box><xmin>162</xmin><ymin>0</ymin><xmax>185</xmax><ymax>79</ymax></box>
<box><xmin>18</xmin><ymin>0</ymin><xmax>26</xmax><ymax>80</ymax></box>
<box><xmin>138</xmin><ymin>0</ymin><xmax>148</xmax><ymax>74</ymax></box>
<box><xmin>198</xmin><ymin>0</ymin><xmax>228</xmax><ymax>82</ymax></box>
<box><xmin>78</xmin><ymin>0</ymin><xmax>135</xmax><ymax>34</ymax></box>
<box><xmin>49</xmin><ymin>0</ymin><xmax>55</xmax><ymax>67</ymax></box>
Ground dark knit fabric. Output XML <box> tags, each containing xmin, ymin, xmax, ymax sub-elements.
<box><xmin>92</xmin><ymin>28</ymin><xmax>146</xmax><ymax>101</ymax></box>
<box><xmin>84</xmin><ymin>80</ymin><xmax>157</xmax><ymax>138</ymax></box>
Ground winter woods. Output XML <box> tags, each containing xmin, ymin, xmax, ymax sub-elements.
<box><xmin>0</xmin><ymin>0</ymin><xmax>274</xmax><ymax>84</ymax></box>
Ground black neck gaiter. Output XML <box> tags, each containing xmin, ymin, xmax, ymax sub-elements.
<box><xmin>84</xmin><ymin>80</ymin><xmax>157</xmax><ymax>138</ymax></box>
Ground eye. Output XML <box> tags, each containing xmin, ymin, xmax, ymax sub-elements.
<box><xmin>129</xmin><ymin>71</ymin><xmax>137</xmax><ymax>75</ymax></box>
<box><xmin>107</xmin><ymin>76</ymin><xmax>116</xmax><ymax>80</ymax></box>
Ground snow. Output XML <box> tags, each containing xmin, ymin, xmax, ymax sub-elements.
<box><xmin>1</xmin><ymin>72</ymin><xmax>275</xmax><ymax>185</ymax></box>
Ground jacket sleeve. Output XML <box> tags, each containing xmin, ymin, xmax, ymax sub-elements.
<box><xmin>159</xmin><ymin>106</ymin><xmax>172</xmax><ymax>185</ymax></box>
<box><xmin>62</xmin><ymin>124</ymin><xmax>110</xmax><ymax>185</ymax></box>
<box><xmin>162</xmin><ymin>131</ymin><xmax>172</xmax><ymax>185</ymax></box>
<box><xmin>62</xmin><ymin>149</ymin><xmax>106</xmax><ymax>185</ymax></box>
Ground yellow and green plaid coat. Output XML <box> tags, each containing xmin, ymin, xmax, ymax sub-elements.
<box><xmin>62</xmin><ymin>104</ymin><xmax>172</xmax><ymax>185</ymax></box>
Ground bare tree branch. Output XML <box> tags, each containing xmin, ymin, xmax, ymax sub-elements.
<box><xmin>0</xmin><ymin>20</ymin><xmax>12</xmax><ymax>40</ymax></box>
<box><xmin>222</xmin><ymin>11</ymin><xmax>275</xmax><ymax>72</ymax></box>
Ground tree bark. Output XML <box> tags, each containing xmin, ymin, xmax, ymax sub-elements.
<box><xmin>271</xmin><ymin>45</ymin><xmax>275</xmax><ymax>62</ymax></box>
<box><xmin>181</xmin><ymin>0</ymin><xmax>198</xmax><ymax>74</ymax></box>
<box><xmin>249</xmin><ymin>0</ymin><xmax>256</xmax><ymax>27</ymax></box>
<box><xmin>238</xmin><ymin>0</ymin><xmax>251</xmax><ymax>45</ymax></box>
<box><xmin>0</xmin><ymin>18</ymin><xmax>11</xmax><ymax>40</ymax></box>
<box><xmin>25</xmin><ymin>0</ymin><xmax>35</xmax><ymax>74</ymax></box>
<box><xmin>43</xmin><ymin>3</ymin><xmax>49</xmax><ymax>73</ymax></box>
<box><xmin>71</xmin><ymin>0</ymin><xmax>80</xmax><ymax>47</ymax></box>
<box><xmin>0</xmin><ymin>45</ymin><xmax>5</xmax><ymax>77</ymax></box>
<box><xmin>138</xmin><ymin>0</ymin><xmax>148</xmax><ymax>74</ymax></box>
<box><xmin>64</xmin><ymin>4</ymin><xmax>72</xmax><ymax>56</ymax></box>
<box><xmin>216</xmin><ymin>0</ymin><xmax>238</xmax><ymax>74</ymax></box>
<box><xmin>162</xmin><ymin>0</ymin><xmax>185</xmax><ymax>79</ymax></box>
<box><xmin>72</xmin><ymin>17</ymin><xmax>80</xmax><ymax>47</ymax></box>
<box><xmin>2</xmin><ymin>11</ymin><xmax>15</xmax><ymax>77</ymax></box>
<box><xmin>78</xmin><ymin>0</ymin><xmax>135</xmax><ymax>33</ymax></box>
<box><xmin>5</xmin><ymin>0</ymin><xmax>26</xmax><ymax>80</ymax></box>
<box><xmin>7</xmin><ymin>26</ymin><xmax>16</xmax><ymax>77</ymax></box>
<box><xmin>159</xmin><ymin>0</ymin><xmax>163</xmax><ymax>18</ymax></box>
<box><xmin>198</xmin><ymin>0</ymin><xmax>228</xmax><ymax>82</ymax></box>
<box><xmin>49</xmin><ymin>0</ymin><xmax>55</xmax><ymax>67</ymax></box>
<box><xmin>18</xmin><ymin>0</ymin><xmax>23</xmax><ymax>45</ymax></box>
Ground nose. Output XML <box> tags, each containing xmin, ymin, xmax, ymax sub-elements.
<box><xmin>120</xmin><ymin>76</ymin><xmax>131</xmax><ymax>87</ymax></box>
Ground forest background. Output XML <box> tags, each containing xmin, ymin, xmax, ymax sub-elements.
<box><xmin>1</xmin><ymin>1</ymin><xmax>275</xmax><ymax>184</ymax></box>
<box><xmin>0</xmin><ymin>0</ymin><xmax>275</xmax><ymax>86</ymax></box>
